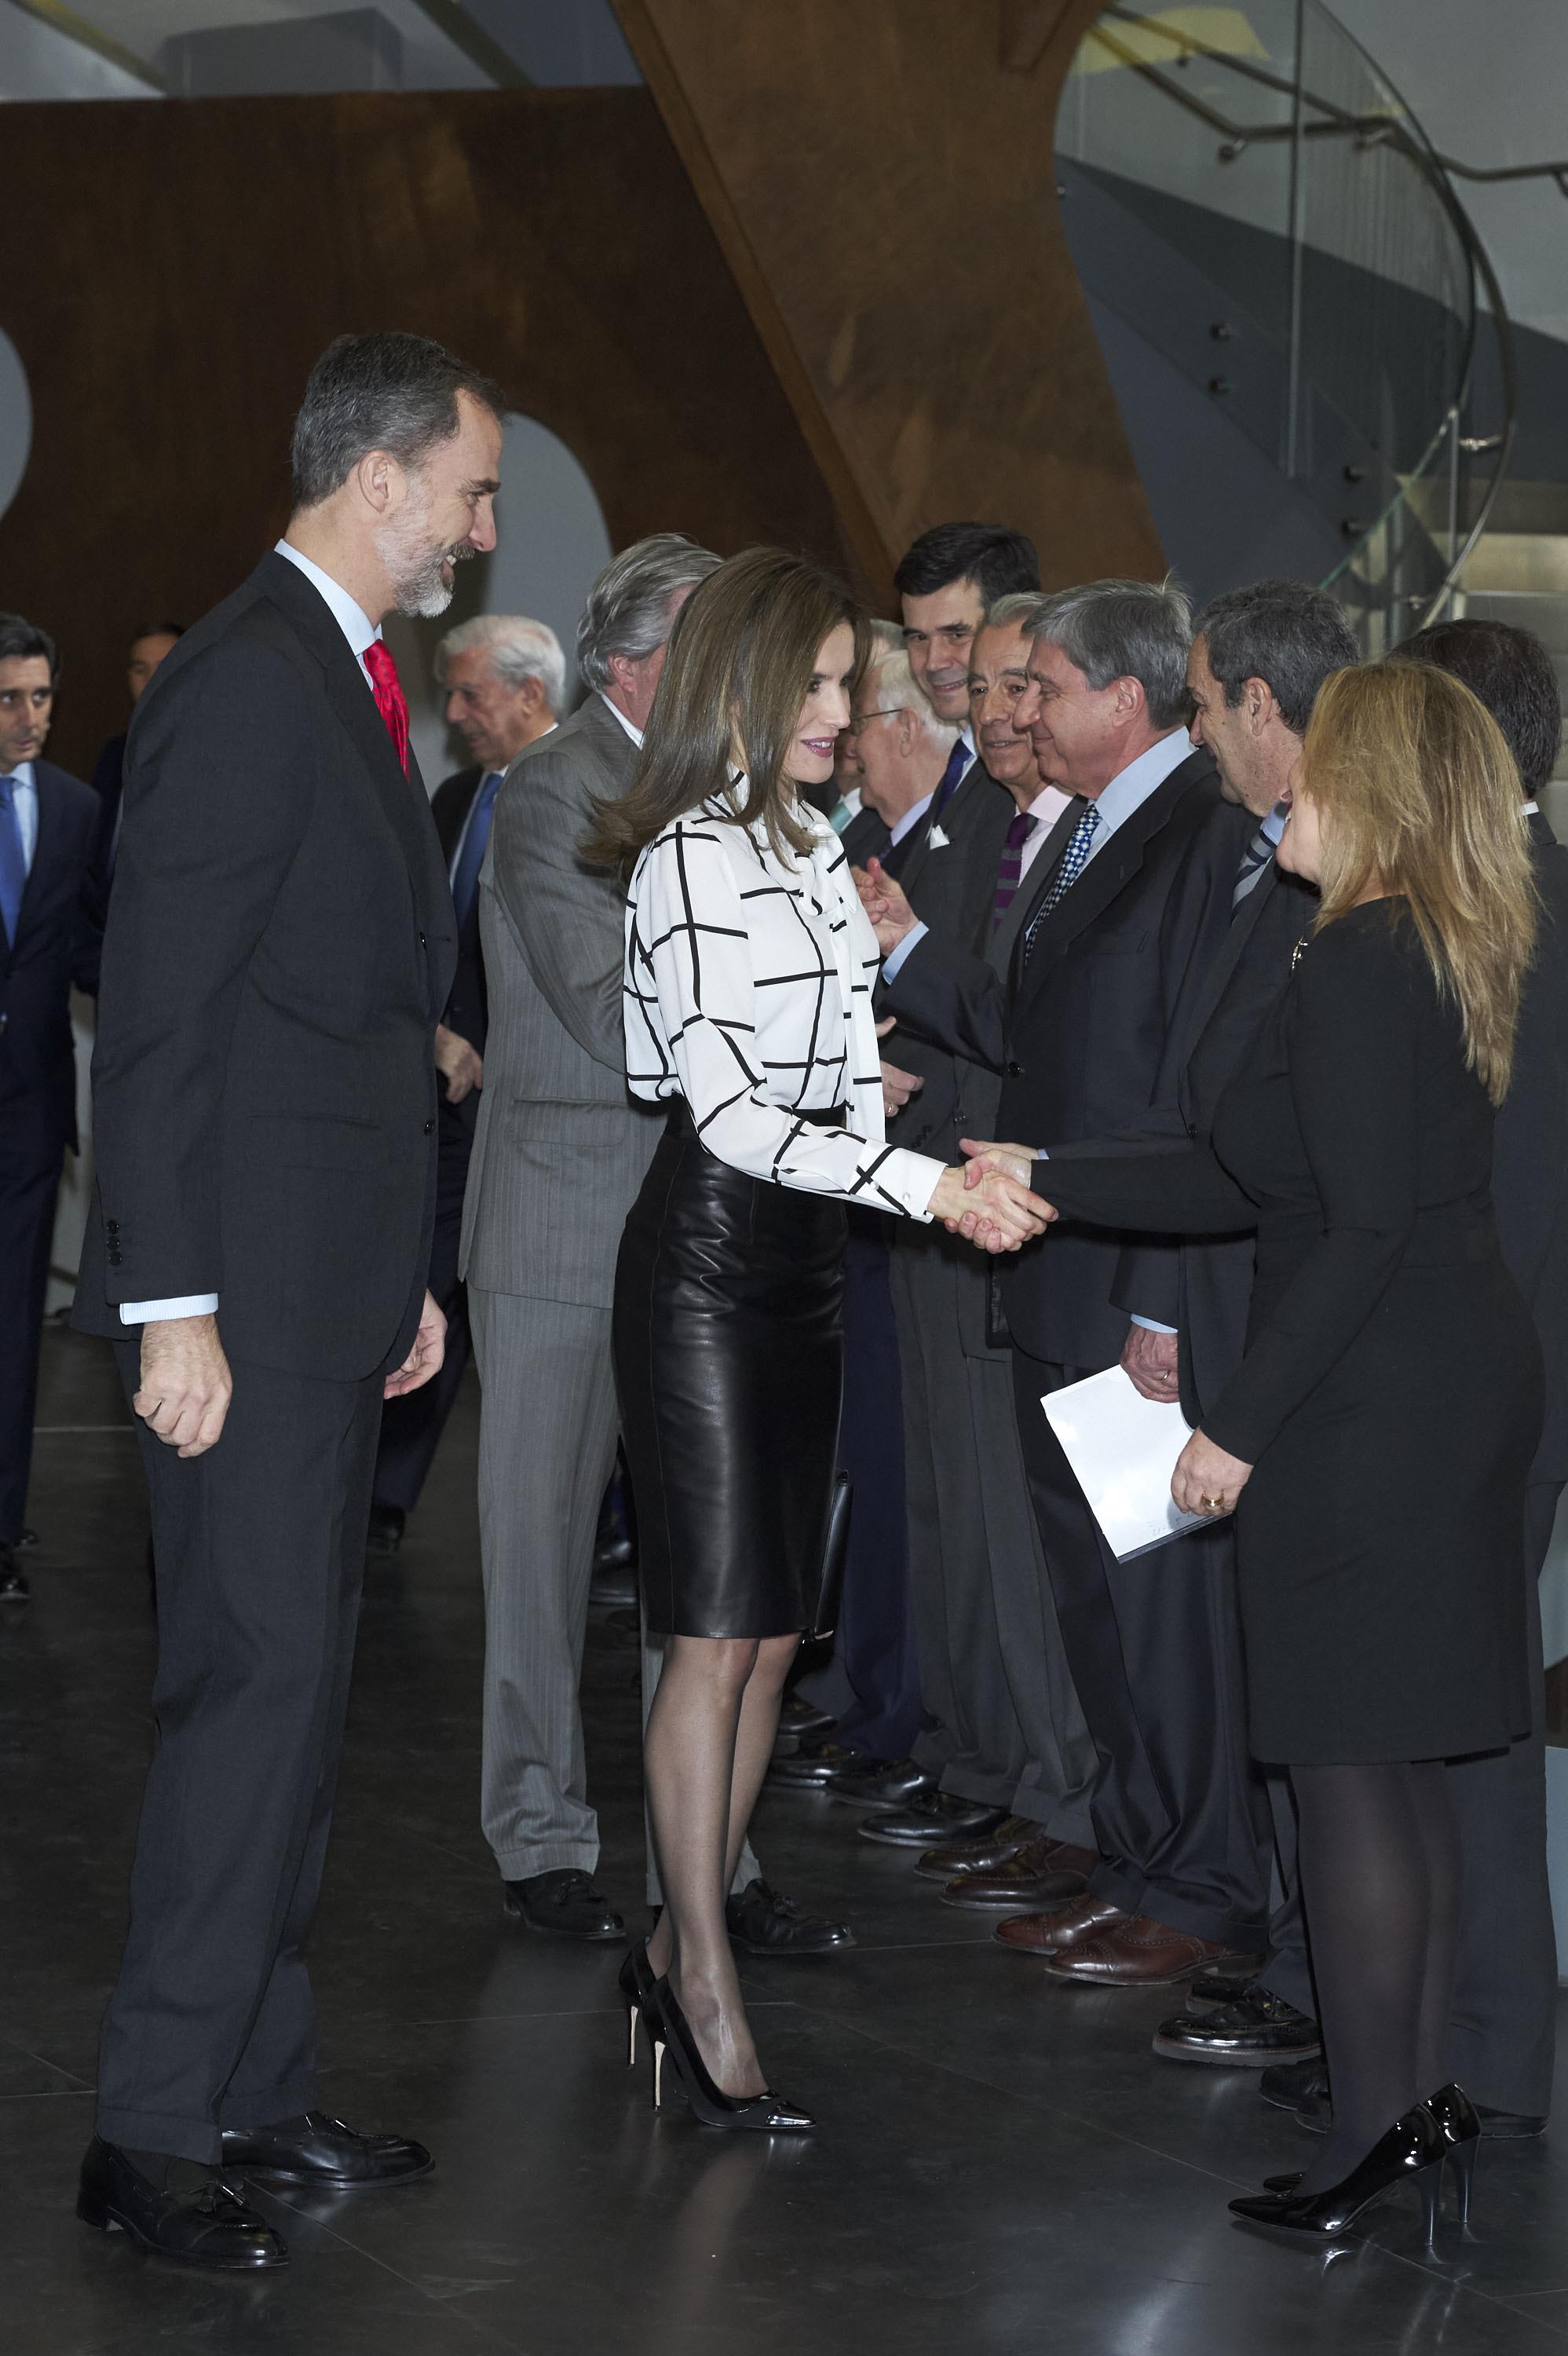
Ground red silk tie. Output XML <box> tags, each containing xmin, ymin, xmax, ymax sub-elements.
<box><xmin>363</xmin><ymin>638</ymin><xmax>409</xmax><ymax>774</ymax></box>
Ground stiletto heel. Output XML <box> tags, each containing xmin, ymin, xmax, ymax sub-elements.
<box><xmin>618</xmin><ymin>1939</ymin><xmax>664</xmax><ymax>2079</ymax></box>
<box><xmin>650</xmin><ymin>1976</ymin><xmax>814</xmax><ymax>2134</ymax></box>
<box><xmin>1231</xmin><ymin>2101</ymin><xmax>1444</xmax><ymax>2241</ymax></box>
<box><xmin>1427</xmin><ymin>2083</ymin><xmax>1482</xmax><ymax>2226</ymax></box>
<box><xmin>652</xmin><ymin>2040</ymin><xmax>666</xmax><ymax>2113</ymax></box>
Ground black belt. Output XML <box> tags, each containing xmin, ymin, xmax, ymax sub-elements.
<box><xmin>663</xmin><ymin>1097</ymin><xmax>846</xmax><ymax>1133</ymax></box>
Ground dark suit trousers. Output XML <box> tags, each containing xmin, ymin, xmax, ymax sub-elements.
<box><xmin>1264</xmin><ymin>1480</ymin><xmax>1560</xmax><ymax>2115</ymax></box>
<box><xmin>0</xmin><ymin>1051</ymin><xmax>65</xmax><ymax>1543</ymax></box>
<box><xmin>1011</xmin><ymin>1344</ymin><xmax>1271</xmax><ymax>1948</ymax></box>
<box><xmin>373</xmin><ymin>1100</ymin><xmax>472</xmax><ymax>1515</ymax></box>
<box><xmin>97</xmin><ymin>1344</ymin><xmax>383</xmax><ymax>2164</ymax></box>
<box><xmin>800</xmin><ymin>1219</ymin><xmax>927</xmax><ymax>1761</ymax></box>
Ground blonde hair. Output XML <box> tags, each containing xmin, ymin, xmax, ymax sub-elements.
<box><xmin>1303</xmin><ymin>660</ymin><xmax>1537</xmax><ymax>1103</ymax></box>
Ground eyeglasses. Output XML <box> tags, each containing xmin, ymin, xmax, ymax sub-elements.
<box><xmin>844</xmin><ymin>708</ymin><xmax>905</xmax><ymax>737</ymax></box>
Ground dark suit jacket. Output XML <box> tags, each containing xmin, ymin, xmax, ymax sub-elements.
<box><xmin>0</xmin><ymin>758</ymin><xmax>101</xmax><ymax>1149</ymax></box>
<box><xmin>877</xmin><ymin>759</ymin><xmax>1016</xmax><ymax>1167</ymax></box>
<box><xmin>841</xmin><ymin>801</ymin><xmax>892</xmax><ymax>868</ymax></box>
<box><xmin>73</xmin><ymin>551</ymin><xmax>457</xmax><ymax>1381</ymax></box>
<box><xmin>886</xmin><ymin>744</ymin><xmax>1248</xmax><ymax>1366</ymax></box>
<box><xmin>1495</xmin><ymin>813</ymin><xmax>1568</xmax><ymax>1487</ymax></box>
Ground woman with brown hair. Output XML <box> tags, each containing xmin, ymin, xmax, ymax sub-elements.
<box><xmin>590</xmin><ymin>548</ymin><xmax>1049</xmax><ymax>2133</ymax></box>
<box><xmin>971</xmin><ymin>660</ymin><xmax>1542</xmax><ymax>2237</ymax></box>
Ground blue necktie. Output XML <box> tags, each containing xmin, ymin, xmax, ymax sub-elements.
<box><xmin>0</xmin><ymin>777</ymin><xmax>27</xmax><ymax>947</ymax></box>
<box><xmin>449</xmin><ymin>770</ymin><xmax>503</xmax><ymax>927</ymax></box>
<box><xmin>930</xmin><ymin>739</ymin><xmax>970</xmax><ymax>821</ymax></box>
<box><xmin>1023</xmin><ymin>803</ymin><xmax>1101</xmax><ymax>964</ymax></box>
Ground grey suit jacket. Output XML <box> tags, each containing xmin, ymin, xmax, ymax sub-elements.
<box><xmin>459</xmin><ymin>693</ymin><xmax>663</xmax><ymax>1307</ymax></box>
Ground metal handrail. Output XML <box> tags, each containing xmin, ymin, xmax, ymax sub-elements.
<box><xmin>1084</xmin><ymin>3</ymin><xmax>1515</xmax><ymax>627</ymax></box>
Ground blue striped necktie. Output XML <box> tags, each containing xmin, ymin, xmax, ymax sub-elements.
<box><xmin>0</xmin><ymin>777</ymin><xmax>27</xmax><ymax>946</ymax></box>
<box><xmin>1023</xmin><ymin>803</ymin><xmax>1101</xmax><ymax>962</ymax></box>
<box><xmin>450</xmin><ymin>770</ymin><xmax>503</xmax><ymax>927</ymax></box>
<box><xmin>1232</xmin><ymin>819</ymin><xmax>1276</xmax><ymax>913</ymax></box>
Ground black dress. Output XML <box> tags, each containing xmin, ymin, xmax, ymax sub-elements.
<box><xmin>1040</xmin><ymin>901</ymin><xmax>1542</xmax><ymax>1765</ymax></box>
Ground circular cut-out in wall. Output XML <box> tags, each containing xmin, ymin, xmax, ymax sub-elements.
<box><xmin>0</xmin><ymin>331</ymin><xmax>32</xmax><ymax>521</ymax></box>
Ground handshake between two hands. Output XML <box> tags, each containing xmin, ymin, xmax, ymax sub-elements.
<box><xmin>925</xmin><ymin>1139</ymin><xmax>1058</xmax><ymax>1257</ymax></box>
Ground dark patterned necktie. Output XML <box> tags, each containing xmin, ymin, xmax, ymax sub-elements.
<box><xmin>992</xmin><ymin>808</ymin><xmax>1039</xmax><ymax>927</ymax></box>
<box><xmin>1231</xmin><ymin>818</ymin><xmax>1276</xmax><ymax>914</ymax></box>
<box><xmin>1022</xmin><ymin>802</ymin><xmax>1101</xmax><ymax>963</ymax></box>
<box><xmin>930</xmin><ymin>738</ymin><xmax>970</xmax><ymax>820</ymax></box>
<box><xmin>363</xmin><ymin>638</ymin><xmax>410</xmax><ymax>774</ymax></box>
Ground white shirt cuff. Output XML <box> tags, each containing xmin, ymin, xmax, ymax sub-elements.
<box><xmin>119</xmin><ymin>1294</ymin><xmax>220</xmax><ymax>1324</ymax></box>
<box><xmin>882</xmin><ymin>1147</ymin><xmax>946</xmax><ymax>1224</ymax></box>
<box><xmin>881</xmin><ymin>921</ymin><xmax>930</xmax><ymax>984</ymax></box>
<box><xmin>1130</xmin><ymin>1315</ymin><xmax>1178</xmax><ymax>1335</ymax></box>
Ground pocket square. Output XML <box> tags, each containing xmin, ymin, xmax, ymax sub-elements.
<box><xmin>928</xmin><ymin>824</ymin><xmax>952</xmax><ymax>849</ymax></box>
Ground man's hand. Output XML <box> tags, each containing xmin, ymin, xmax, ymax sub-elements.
<box><xmin>435</xmin><ymin>1023</ymin><xmax>484</xmax><ymax>1104</ymax></box>
<box><xmin>135</xmin><ymin>1313</ymin><xmax>232</xmax><ymax>1458</ymax></box>
<box><xmin>927</xmin><ymin>1164</ymin><xmax>1055</xmax><ymax>1253</ymax></box>
<box><xmin>959</xmin><ymin>1138</ymin><xmax>1035</xmax><ymax>1188</ymax></box>
<box><xmin>876</xmin><ymin>1015</ymin><xmax>923</xmax><ymax>1121</ymax></box>
<box><xmin>1171</xmin><ymin>1429</ymin><xmax>1252</xmax><ymax>1519</ymax></box>
<box><xmin>1122</xmin><ymin>1323</ymin><xmax>1181</xmax><ymax>1403</ymax></box>
<box><xmin>855</xmin><ymin>858</ymin><xmax>918</xmax><ymax>957</ymax></box>
<box><xmin>384</xmin><ymin>1290</ymin><xmax>447</xmax><ymax>1399</ymax></box>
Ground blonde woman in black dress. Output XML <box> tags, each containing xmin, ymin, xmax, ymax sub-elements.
<box><xmin>967</xmin><ymin>662</ymin><xmax>1541</xmax><ymax>2237</ymax></box>
<box><xmin>587</xmin><ymin>549</ymin><xmax>1051</xmax><ymax>2131</ymax></box>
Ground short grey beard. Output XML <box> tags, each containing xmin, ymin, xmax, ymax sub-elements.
<box><xmin>375</xmin><ymin>507</ymin><xmax>470</xmax><ymax>620</ymax></box>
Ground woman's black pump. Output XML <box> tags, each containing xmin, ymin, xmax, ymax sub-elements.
<box><xmin>1231</xmin><ymin>2101</ymin><xmax>1443</xmax><ymax>2245</ymax></box>
<box><xmin>649</xmin><ymin>1975</ymin><xmax>814</xmax><ymax>2133</ymax></box>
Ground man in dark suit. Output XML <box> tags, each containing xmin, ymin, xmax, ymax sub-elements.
<box><xmin>0</xmin><ymin>613</ymin><xmax>101</xmax><ymax>1604</ymax></box>
<box><xmin>71</xmin><ymin>331</ymin><xmax>502</xmax><ymax>2268</ymax></box>
<box><xmin>367</xmin><ymin>613</ymin><xmax>564</xmax><ymax>1553</ymax></box>
<box><xmin>866</xmin><ymin>578</ymin><xmax>1264</xmax><ymax>1977</ymax></box>
<box><xmin>91</xmin><ymin>623</ymin><xmax>184</xmax><ymax>889</ymax></box>
<box><xmin>1258</xmin><ymin>616</ymin><xmax>1568</xmax><ymax>2137</ymax></box>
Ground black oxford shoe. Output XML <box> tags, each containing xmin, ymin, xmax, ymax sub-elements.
<box><xmin>1153</xmin><ymin>1984</ymin><xmax>1323</xmax><ymax>2066</ymax></box>
<box><xmin>77</xmin><ymin>2138</ymin><xmax>287</xmax><ymax>2269</ymax></box>
<box><xmin>726</xmin><ymin>1878</ymin><xmax>854</xmax><ymax>1955</ymax></box>
<box><xmin>828</xmin><ymin>1756</ymin><xmax>934</xmax><ymax>1810</ymax></box>
<box><xmin>504</xmin><ymin>1867</ymin><xmax>625</xmax><ymax>1941</ymax></box>
<box><xmin>768</xmin><ymin>1738</ymin><xmax>877</xmax><ymax>1790</ymax></box>
<box><xmin>859</xmin><ymin>1796</ymin><xmax>1007</xmax><ymax>1848</ymax></box>
<box><xmin>221</xmin><ymin>2113</ymin><xmax>432</xmax><ymax>2188</ymax></box>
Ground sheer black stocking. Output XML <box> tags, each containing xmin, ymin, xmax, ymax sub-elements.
<box><xmin>643</xmin><ymin>1631</ymin><xmax>799</xmax><ymax>2098</ymax></box>
<box><xmin>1290</xmin><ymin>1759</ymin><xmax>1462</xmax><ymax>2193</ymax></box>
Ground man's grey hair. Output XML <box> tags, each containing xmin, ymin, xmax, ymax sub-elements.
<box><xmin>984</xmin><ymin>590</ymin><xmax>1054</xmax><ymax>637</ymax></box>
<box><xmin>1026</xmin><ymin>577</ymin><xmax>1194</xmax><ymax>730</ymax></box>
<box><xmin>576</xmin><ymin>533</ymin><xmax>721</xmax><ymax>695</ymax></box>
<box><xmin>1195</xmin><ymin>578</ymin><xmax>1359</xmax><ymax>737</ymax></box>
<box><xmin>291</xmin><ymin>331</ymin><xmax>504</xmax><ymax>510</ymax></box>
<box><xmin>864</xmin><ymin>644</ymin><xmax>959</xmax><ymax>746</ymax></box>
<box><xmin>434</xmin><ymin>613</ymin><xmax>567</xmax><ymax>716</ymax></box>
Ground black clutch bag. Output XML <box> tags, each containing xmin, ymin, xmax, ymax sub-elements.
<box><xmin>810</xmin><ymin>1470</ymin><xmax>853</xmax><ymax>1642</ymax></box>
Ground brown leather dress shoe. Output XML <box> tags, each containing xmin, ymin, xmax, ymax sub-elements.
<box><xmin>941</xmin><ymin>1837</ymin><xmax>1098</xmax><ymax>1911</ymax></box>
<box><xmin>993</xmin><ymin>1894</ymin><xmax>1128</xmax><ymax>1954</ymax></box>
<box><xmin>1041</xmin><ymin>1915</ymin><xmax>1250</xmax><ymax>1987</ymax></box>
<box><xmin>912</xmin><ymin>1814</ymin><xmax>1034</xmax><ymax>1884</ymax></box>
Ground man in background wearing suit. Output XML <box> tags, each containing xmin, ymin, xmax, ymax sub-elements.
<box><xmin>367</xmin><ymin>613</ymin><xmax>564</xmax><ymax>1555</ymax></box>
<box><xmin>92</xmin><ymin>623</ymin><xmax>184</xmax><ymax>888</ymax></box>
<box><xmin>829</xmin><ymin>525</ymin><xmax>1048</xmax><ymax>1857</ymax></box>
<box><xmin>868</xmin><ymin>579</ymin><xmax>1265</xmax><ymax>1982</ymax></box>
<box><xmin>71</xmin><ymin>331</ymin><xmax>499</xmax><ymax>2268</ymax></box>
<box><xmin>0</xmin><ymin>613</ymin><xmax>101</xmax><ymax>1604</ymax></box>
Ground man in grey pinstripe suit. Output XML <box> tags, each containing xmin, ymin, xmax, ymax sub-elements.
<box><xmin>462</xmin><ymin>537</ymin><xmax>852</xmax><ymax>1952</ymax></box>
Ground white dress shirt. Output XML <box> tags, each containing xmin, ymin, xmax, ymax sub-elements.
<box><xmin>1018</xmin><ymin>783</ymin><xmax>1073</xmax><ymax>884</ymax></box>
<box><xmin>0</xmin><ymin>757</ymin><xmax>38</xmax><ymax>872</ymax></box>
<box><xmin>624</xmin><ymin>793</ymin><xmax>945</xmax><ymax>1217</ymax></box>
<box><xmin>600</xmin><ymin>691</ymin><xmax>645</xmax><ymax>751</ymax></box>
<box><xmin>120</xmin><ymin>544</ymin><xmax>382</xmax><ymax>1326</ymax></box>
<box><xmin>888</xmin><ymin>791</ymin><xmax>934</xmax><ymax>849</ymax></box>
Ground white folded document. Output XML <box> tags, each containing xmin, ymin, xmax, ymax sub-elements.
<box><xmin>1043</xmin><ymin>1365</ymin><xmax>1229</xmax><ymax>1561</ymax></box>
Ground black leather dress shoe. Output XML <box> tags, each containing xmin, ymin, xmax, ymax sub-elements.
<box><xmin>726</xmin><ymin>1878</ymin><xmax>854</xmax><ymax>1955</ymax></box>
<box><xmin>0</xmin><ymin>1546</ymin><xmax>30</xmax><ymax>1603</ymax></box>
<box><xmin>859</xmin><ymin>1796</ymin><xmax>1007</xmax><ymax>1848</ymax></box>
<box><xmin>769</xmin><ymin>1739</ymin><xmax>879</xmax><ymax>1790</ymax></box>
<box><xmin>364</xmin><ymin>1505</ymin><xmax>405</xmax><ymax>1557</ymax></box>
<box><xmin>1260</xmin><ymin>2057</ymin><xmax>1329</xmax><ymax>2116</ymax></box>
<box><xmin>77</xmin><ymin>2138</ymin><xmax>287</xmax><ymax>2269</ymax></box>
<box><xmin>1188</xmin><ymin>1964</ymin><xmax>1265</xmax><ymax>2004</ymax></box>
<box><xmin>828</xmin><ymin>1756</ymin><xmax>934</xmax><ymax>1810</ymax></box>
<box><xmin>780</xmin><ymin>1694</ymin><xmax>836</xmax><ymax>1738</ymax></box>
<box><xmin>1153</xmin><ymin>1984</ymin><xmax>1323</xmax><ymax>2065</ymax></box>
<box><xmin>221</xmin><ymin>2113</ymin><xmax>432</xmax><ymax>2188</ymax></box>
<box><xmin>504</xmin><ymin>1868</ymin><xmax>625</xmax><ymax>1941</ymax></box>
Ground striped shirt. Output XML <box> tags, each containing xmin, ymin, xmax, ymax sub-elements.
<box><xmin>624</xmin><ymin>793</ymin><xmax>943</xmax><ymax>1219</ymax></box>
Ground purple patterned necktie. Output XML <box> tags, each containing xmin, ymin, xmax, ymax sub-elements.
<box><xmin>992</xmin><ymin>807</ymin><xmax>1039</xmax><ymax>927</ymax></box>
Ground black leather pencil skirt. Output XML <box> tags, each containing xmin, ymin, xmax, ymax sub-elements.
<box><xmin>613</xmin><ymin>1102</ymin><xmax>847</xmax><ymax>1639</ymax></box>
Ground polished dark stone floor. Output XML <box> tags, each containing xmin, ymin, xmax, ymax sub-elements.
<box><xmin>6</xmin><ymin>1326</ymin><xmax>1568</xmax><ymax>2353</ymax></box>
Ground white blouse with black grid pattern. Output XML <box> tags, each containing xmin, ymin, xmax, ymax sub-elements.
<box><xmin>623</xmin><ymin>794</ymin><xmax>944</xmax><ymax>1220</ymax></box>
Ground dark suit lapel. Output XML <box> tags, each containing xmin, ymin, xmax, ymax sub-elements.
<box><xmin>1176</xmin><ymin>851</ymin><xmax>1278</xmax><ymax>1049</ymax></box>
<box><xmin>1530</xmin><ymin>809</ymin><xmax>1557</xmax><ymax>851</ymax></box>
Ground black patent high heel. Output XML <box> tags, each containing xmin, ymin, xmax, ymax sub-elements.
<box><xmin>1428</xmin><ymin>2082</ymin><xmax>1481</xmax><ymax>2226</ymax></box>
<box><xmin>1233</xmin><ymin>2101</ymin><xmax>1443</xmax><ymax>2246</ymax></box>
<box><xmin>617</xmin><ymin>1940</ymin><xmax>664</xmax><ymax>2084</ymax></box>
<box><xmin>650</xmin><ymin>1976</ymin><xmax>815</xmax><ymax>2134</ymax></box>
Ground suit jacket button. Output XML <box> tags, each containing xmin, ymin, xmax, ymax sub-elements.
<box><xmin>108</xmin><ymin>1250</ymin><xmax>122</xmax><ymax>1266</ymax></box>
<box><xmin>418</xmin><ymin>931</ymin><xmax>427</xmax><ymax>948</ymax></box>
<box><xmin>1006</xmin><ymin>1060</ymin><xmax>1024</xmax><ymax>1079</ymax></box>
<box><xmin>106</xmin><ymin>1220</ymin><xmax>119</xmax><ymax>1235</ymax></box>
<box><xmin>423</xmin><ymin>1118</ymin><xmax>435</xmax><ymax>1135</ymax></box>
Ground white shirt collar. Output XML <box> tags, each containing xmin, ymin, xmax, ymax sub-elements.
<box><xmin>1522</xmin><ymin>799</ymin><xmax>1540</xmax><ymax>818</ymax></box>
<box><xmin>599</xmin><ymin>690</ymin><xmax>645</xmax><ymax>751</ymax></box>
<box><xmin>1088</xmin><ymin>728</ymin><xmax>1193</xmax><ymax>843</ymax></box>
<box><xmin>275</xmin><ymin>541</ymin><xmax>380</xmax><ymax>676</ymax></box>
<box><xmin>889</xmin><ymin>789</ymin><xmax>934</xmax><ymax>848</ymax></box>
